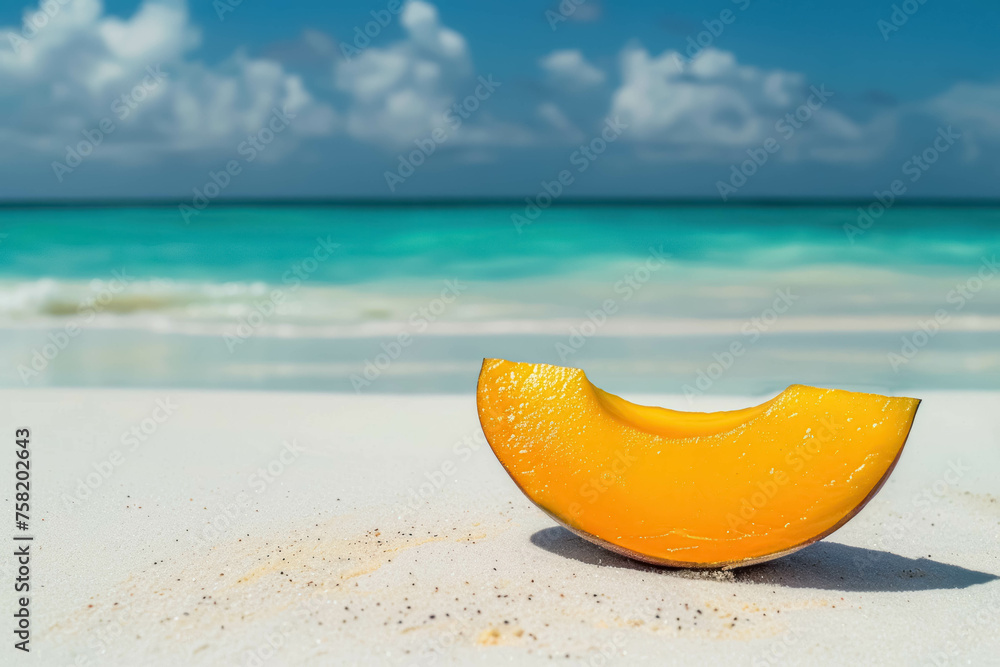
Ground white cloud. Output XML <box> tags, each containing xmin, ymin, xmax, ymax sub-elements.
<box><xmin>792</xmin><ymin>108</ymin><xmax>895</xmax><ymax>164</ymax></box>
<box><xmin>537</xmin><ymin>102</ymin><xmax>583</xmax><ymax>142</ymax></box>
<box><xmin>334</xmin><ymin>0</ymin><xmax>533</xmax><ymax>151</ymax></box>
<box><xmin>612</xmin><ymin>47</ymin><xmax>798</xmax><ymax>148</ymax></box>
<box><xmin>336</xmin><ymin>0</ymin><xmax>472</xmax><ymax>147</ymax></box>
<box><xmin>925</xmin><ymin>82</ymin><xmax>1000</xmax><ymax>142</ymax></box>
<box><xmin>539</xmin><ymin>49</ymin><xmax>605</xmax><ymax>90</ymax></box>
<box><xmin>157</xmin><ymin>54</ymin><xmax>336</xmax><ymax>154</ymax></box>
<box><xmin>399</xmin><ymin>0</ymin><xmax>467</xmax><ymax>60</ymax></box>
<box><xmin>609</xmin><ymin>45</ymin><xmax>890</xmax><ymax>163</ymax></box>
<box><xmin>98</xmin><ymin>0</ymin><xmax>195</xmax><ymax>62</ymax></box>
<box><xmin>1</xmin><ymin>0</ymin><xmax>984</xmax><ymax>180</ymax></box>
<box><xmin>0</xmin><ymin>0</ymin><xmax>336</xmax><ymax>160</ymax></box>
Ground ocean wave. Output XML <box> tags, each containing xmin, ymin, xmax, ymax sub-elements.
<box><xmin>0</xmin><ymin>278</ymin><xmax>429</xmax><ymax>325</ymax></box>
<box><xmin>0</xmin><ymin>278</ymin><xmax>274</xmax><ymax>317</ymax></box>
<box><xmin>1</xmin><ymin>272</ymin><xmax>998</xmax><ymax>339</ymax></box>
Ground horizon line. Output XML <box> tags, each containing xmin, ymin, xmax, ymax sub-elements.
<box><xmin>0</xmin><ymin>196</ymin><xmax>999</xmax><ymax>209</ymax></box>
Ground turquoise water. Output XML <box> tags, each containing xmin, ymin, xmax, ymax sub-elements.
<box><xmin>1</xmin><ymin>205</ymin><xmax>997</xmax><ymax>282</ymax></box>
<box><xmin>0</xmin><ymin>205</ymin><xmax>997</xmax><ymax>393</ymax></box>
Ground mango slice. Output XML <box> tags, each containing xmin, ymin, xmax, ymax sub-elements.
<box><xmin>477</xmin><ymin>359</ymin><xmax>920</xmax><ymax>568</ymax></box>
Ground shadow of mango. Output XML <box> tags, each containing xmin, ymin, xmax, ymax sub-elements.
<box><xmin>530</xmin><ymin>526</ymin><xmax>998</xmax><ymax>592</ymax></box>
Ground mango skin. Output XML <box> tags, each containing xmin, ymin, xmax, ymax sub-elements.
<box><xmin>477</xmin><ymin>359</ymin><xmax>920</xmax><ymax>568</ymax></box>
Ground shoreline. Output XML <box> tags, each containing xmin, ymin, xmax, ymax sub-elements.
<box><xmin>3</xmin><ymin>328</ymin><xmax>998</xmax><ymax>394</ymax></box>
<box><xmin>3</xmin><ymin>313</ymin><xmax>1000</xmax><ymax>338</ymax></box>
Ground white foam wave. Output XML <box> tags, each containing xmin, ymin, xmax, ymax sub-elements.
<box><xmin>2</xmin><ymin>276</ymin><xmax>999</xmax><ymax>339</ymax></box>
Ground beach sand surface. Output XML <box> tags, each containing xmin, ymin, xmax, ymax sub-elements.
<box><xmin>4</xmin><ymin>388</ymin><xmax>999</xmax><ymax>666</ymax></box>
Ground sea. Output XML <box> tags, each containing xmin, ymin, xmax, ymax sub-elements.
<box><xmin>1</xmin><ymin>204</ymin><xmax>997</xmax><ymax>395</ymax></box>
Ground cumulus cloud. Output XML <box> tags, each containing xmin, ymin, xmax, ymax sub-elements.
<box><xmin>608</xmin><ymin>45</ymin><xmax>892</xmax><ymax>163</ymax></box>
<box><xmin>0</xmin><ymin>0</ymin><xmax>336</xmax><ymax>160</ymax></box>
<box><xmin>334</xmin><ymin>0</ymin><xmax>535</xmax><ymax>150</ymax></box>
<box><xmin>539</xmin><ymin>49</ymin><xmax>605</xmax><ymax>90</ymax></box>
<box><xmin>925</xmin><ymin>82</ymin><xmax>1000</xmax><ymax>142</ymax></box>
<box><xmin>0</xmin><ymin>0</ymin><xmax>989</xmax><ymax>191</ymax></box>
<box><xmin>611</xmin><ymin>47</ymin><xmax>798</xmax><ymax>148</ymax></box>
<box><xmin>335</xmin><ymin>0</ymin><xmax>472</xmax><ymax>147</ymax></box>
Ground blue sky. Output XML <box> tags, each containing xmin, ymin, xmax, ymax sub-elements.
<box><xmin>1</xmin><ymin>0</ymin><xmax>998</xmax><ymax>200</ymax></box>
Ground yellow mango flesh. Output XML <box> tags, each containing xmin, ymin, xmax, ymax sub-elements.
<box><xmin>477</xmin><ymin>359</ymin><xmax>920</xmax><ymax>568</ymax></box>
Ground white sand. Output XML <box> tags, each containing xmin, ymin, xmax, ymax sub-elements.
<box><xmin>5</xmin><ymin>389</ymin><xmax>998</xmax><ymax>666</ymax></box>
